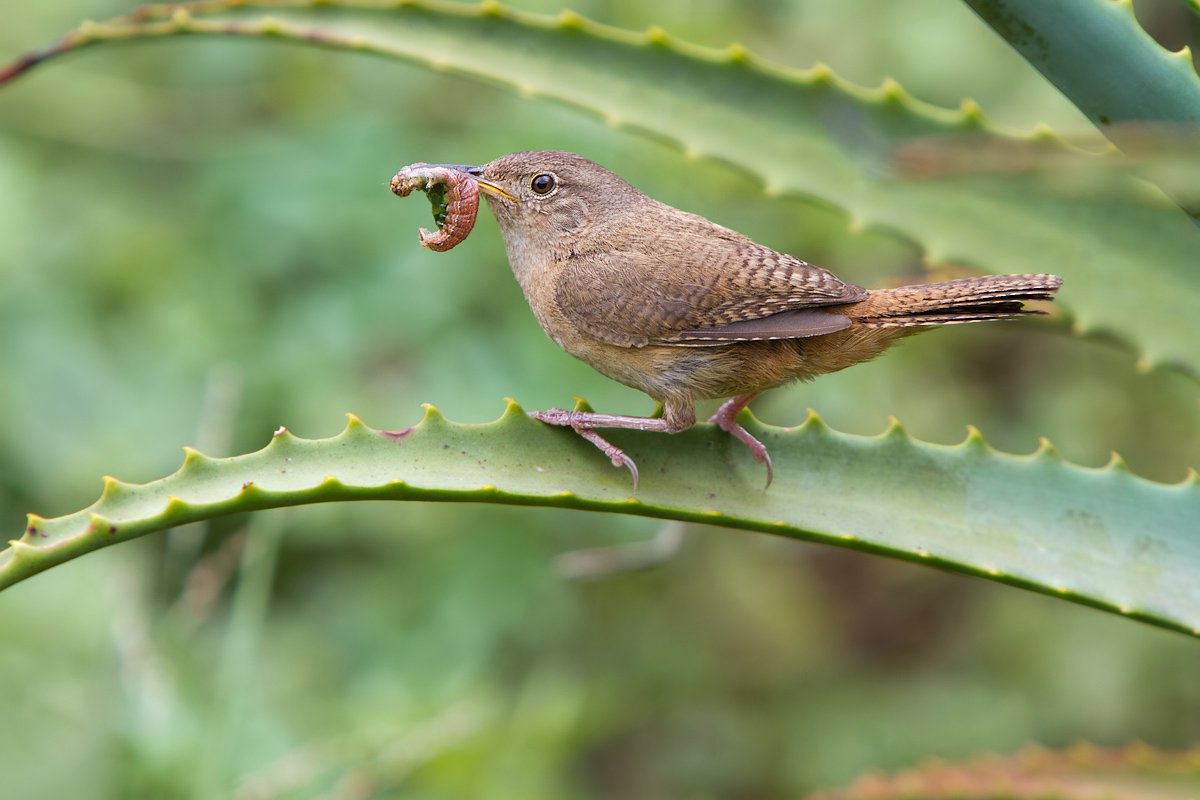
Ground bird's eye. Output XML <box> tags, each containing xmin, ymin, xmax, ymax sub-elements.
<box><xmin>530</xmin><ymin>173</ymin><xmax>557</xmax><ymax>195</ymax></box>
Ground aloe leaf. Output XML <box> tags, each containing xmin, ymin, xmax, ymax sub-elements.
<box><xmin>809</xmin><ymin>742</ymin><xmax>1200</xmax><ymax>800</ymax></box>
<box><xmin>964</xmin><ymin>0</ymin><xmax>1200</xmax><ymax>223</ymax></box>
<box><xmin>965</xmin><ymin>0</ymin><xmax>1200</xmax><ymax>129</ymax></box>
<box><xmin>5</xmin><ymin>404</ymin><xmax>1199</xmax><ymax>638</ymax></box>
<box><xmin>2</xmin><ymin>2</ymin><xmax>1199</xmax><ymax>377</ymax></box>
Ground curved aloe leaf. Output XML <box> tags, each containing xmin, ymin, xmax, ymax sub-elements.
<box><xmin>964</xmin><ymin>0</ymin><xmax>1200</xmax><ymax>223</ymax></box>
<box><xmin>5</xmin><ymin>403</ymin><xmax>1199</xmax><ymax>638</ymax></box>
<box><xmin>966</xmin><ymin>0</ymin><xmax>1200</xmax><ymax>129</ymax></box>
<box><xmin>809</xmin><ymin>742</ymin><xmax>1200</xmax><ymax>800</ymax></box>
<box><xmin>2</xmin><ymin>2</ymin><xmax>1199</xmax><ymax>377</ymax></box>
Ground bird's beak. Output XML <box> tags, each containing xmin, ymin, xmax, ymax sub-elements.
<box><xmin>476</xmin><ymin>178</ymin><xmax>517</xmax><ymax>201</ymax></box>
<box><xmin>426</xmin><ymin>164</ymin><xmax>518</xmax><ymax>201</ymax></box>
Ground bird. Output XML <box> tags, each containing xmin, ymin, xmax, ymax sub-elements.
<box><xmin>450</xmin><ymin>150</ymin><xmax>1061</xmax><ymax>488</ymax></box>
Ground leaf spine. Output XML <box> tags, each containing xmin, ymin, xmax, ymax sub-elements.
<box><xmin>163</xmin><ymin>496</ymin><xmax>190</xmax><ymax>517</ymax></box>
<box><xmin>1031</xmin><ymin>123</ymin><xmax>1057</xmax><ymax>140</ymax></box>
<box><xmin>644</xmin><ymin>26</ymin><xmax>669</xmax><ymax>46</ymax></box>
<box><xmin>1105</xmin><ymin>451</ymin><xmax>1131</xmax><ymax>472</ymax></box>
<box><xmin>181</xmin><ymin>447</ymin><xmax>210</xmax><ymax>471</ymax></box>
<box><xmin>962</xmin><ymin>425</ymin><xmax>989</xmax><ymax>450</ymax></box>
<box><xmin>807</xmin><ymin>62</ymin><xmax>833</xmax><ymax>83</ymax></box>
<box><xmin>725</xmin><ymin>43</ymin><xmax>750</xmax><ymax>64</ymax></box>
<box><xmin>87</xmin><ymin>513</ymin><xmax>113</xmax><ymax>535</ymax></box>
<box><xmin>24</xmin><ymin>513</ymin><xmax>46</xmax><ymax>538</ymax></box>
<box><xmin>7</xmin><ymin>539</ymin><xmax>42</xmax><ymax>563</ymax></box>
<box><xmin>882</xmin><ymin>415</ymin><xmax>907</xmax><ymax>439</ymax></box>
<box><xmin>879</xmin><ymin>76</ymin><xmax>904</xmax><ymax>101</ymax></box>
<box><xmin>959</xmin><ymin>97</ymin><xmax>984</xmax><ymax>124</ymax></box>
<box><xmin>500</xmin><ymin>397</ymin><xmax>527</xmax><ymax>419</ymax></box>
<box><xmin>557</xmin><ymin>10</ymin><xmax>584</xmax><ymax>29</ymax></box>
<box><xmin>1035</xmin><ymin>437</ymin><xmax>1060</xmax><ymax>459</ymax></box>
<box><xmin>800</xmin><ymin>409</ymin><xmax>828</xmax><ymax>431</ymax></box>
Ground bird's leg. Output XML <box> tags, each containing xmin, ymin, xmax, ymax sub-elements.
<box><xmin>529</xmin><ymin>401</ymin><xmax>695</xmax><ymax>491</ymax></box>
<box><xmin>708</xmin><ymin>392</ymin><xmax>773</xmax><ymax>489</ymax></box>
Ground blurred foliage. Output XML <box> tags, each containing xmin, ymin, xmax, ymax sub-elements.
<box><xmin>0</xmin><ymin>1</ymin><xmax>1197</xmax><ymax>798</ymax></box>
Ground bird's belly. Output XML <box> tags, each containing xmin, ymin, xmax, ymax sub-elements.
<box><xmin>562</xmin><ymin>337</ymin><xmax>813</xmax><ymax>402</ymax></box>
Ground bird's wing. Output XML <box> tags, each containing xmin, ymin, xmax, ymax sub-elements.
<box><xmin>554</xmin><ymin>237</ymin><xmax>868</xmax><ymax>348</ymax></box>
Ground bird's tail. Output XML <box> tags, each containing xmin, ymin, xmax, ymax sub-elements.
<box><xmin>850</xmin><ymin>274</ymin><xmax>1062</xmax><ymax>328</ymax></box>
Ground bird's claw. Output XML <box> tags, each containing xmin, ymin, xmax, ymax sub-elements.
<box><xmin>530</xmin><ymin>408</ymin><xmax>641</xmax><ymax>491</ymax></box>
<box><xmin>754</xmin><ymin>446</ymin><xmax>774</xmax><ymax>490</ymax></box>
<box><xmin>708</xmin><ymin>403</ymin><xmax>774</xmax><ymax>490</ymax></box>
<box><xmin>574</xmin><ymin>428</ymin><xmax>640</xmax><ymax>492</ymax></box>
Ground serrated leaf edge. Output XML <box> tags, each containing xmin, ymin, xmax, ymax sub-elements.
<box><xmin>1</xmin><ymin>405</ymin><xmax>1195</xmax><ymax>638</ymax></box>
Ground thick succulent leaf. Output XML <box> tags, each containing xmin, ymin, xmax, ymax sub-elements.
<box><xmin>965</xmin><ymin>0</ymin><xmax>1200</xmax><ymax>129</ymax></box>
<box><xmin>2</xmin><ymin>2</ymin><xmax>1199</xmax><ymax>376</ymax></box>
<box><xmin>5</xmin><ymin>404</ymin><xmax>1199</xmax><ymax>638</ymax></box>
<box><xmin>964</xmin><ymin>0</ymin><xmax>1200</xmax><ymax>222</ymax></box>
<box><xmin>808</xmin><ymin>742</ymin><xmax>1200</xmax><ymax>800</ymax></box>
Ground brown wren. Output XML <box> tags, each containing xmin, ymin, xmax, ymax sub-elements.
<box><xmin>451</xmin><ymin>151</ymin><xmax>1061</xmax><ymax>488</ymax></box>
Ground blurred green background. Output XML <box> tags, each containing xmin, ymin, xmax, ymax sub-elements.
<box><xmin>1</xmin><ymin>1</ymin><xmax>1198</xmax><ymax>797</ymax></box>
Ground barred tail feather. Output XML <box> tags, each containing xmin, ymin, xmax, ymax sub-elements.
<box><xmin>852</xmin><ymin>273</ymin><xmax>1062</xmax><ymax>328</ymax></box>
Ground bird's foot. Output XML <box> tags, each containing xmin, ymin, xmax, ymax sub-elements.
<box><xmin>529</xmin><ymin>408</ymin><xmax>642</xmax><ymax>490</ymax></box>
<box><xmin>575</xmin><ymin>429</ymin><xmax>640</xmax><ymax>491</ymax></box>
<box><xmin>708</xmin><ymin>394</ymin><xmax>774</xmax><ymax>489</ymax></box>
